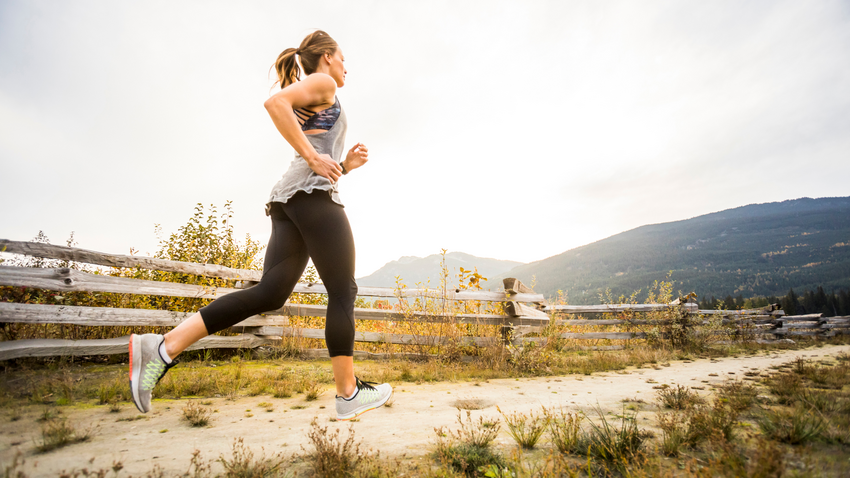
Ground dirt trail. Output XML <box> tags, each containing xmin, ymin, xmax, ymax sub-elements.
<box><xmin>3</xmin><ymin>344</ymin><xmax>848</xmax><ymax>476</ymax></box>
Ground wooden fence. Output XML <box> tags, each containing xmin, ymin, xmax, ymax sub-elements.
<box><xmin>1</xmin><ymin>239</ymin><xmax>848</xmax><ymax>360</ymax></box>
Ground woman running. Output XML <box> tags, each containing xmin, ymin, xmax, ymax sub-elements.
<box><xmin>128</xmin><ymin>30</ymin><xmax>392</xmax><ymax>421</ymax></box>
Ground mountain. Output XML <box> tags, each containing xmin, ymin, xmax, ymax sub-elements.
<box><xmin>498</xmin><ymin>197</ymin><xmax>850</xmax><ymax>303</ymax></box>
<box><xmin>357</xmin><ymin>252</ymin><xmax>524</xmax><ymax>288</ymax></box>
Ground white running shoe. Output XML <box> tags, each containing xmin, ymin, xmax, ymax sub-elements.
<box><xmin>335</xmin><ymin>377</ymin><xmax>393</xmax><ymax>421</ymax></box>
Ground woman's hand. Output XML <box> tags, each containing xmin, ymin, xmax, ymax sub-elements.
<box><xmin>343</xmin><ymin>143</ymin><xmax>369</xmax><ymax>173</ymax></box>
<box><xmin>307</xmin><ymin>153</ymin><xmax>343</xmax><ymax>183</ymax></box>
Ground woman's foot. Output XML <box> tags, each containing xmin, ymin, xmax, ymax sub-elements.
<box><xmin>335</xmin><ymin>377</ymin><xmax>392</xmax><ymax>420</ymax></box>
<box><xmin>129</xmin><ymin>333</ymin><xmax>178</xmax><ymax>413</ymax></box>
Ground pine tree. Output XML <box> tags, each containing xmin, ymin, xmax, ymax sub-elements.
<box><xmin>783</xmin><ymin>288</ymin><xmax>798</xmax><ymax>316</ymax></box>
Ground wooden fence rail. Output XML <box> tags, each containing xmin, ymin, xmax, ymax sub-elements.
<box><xmin>2</xmin><ymin>238</ymin><xmax>848</xmax><ymax>360</ymax></box>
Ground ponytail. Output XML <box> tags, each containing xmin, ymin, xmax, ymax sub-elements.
<box><xmin>272</xmin><ymin>30</ymin><xmax>338</xmax><ymax>90</ymax></box>
<box><xmin>274</xmin><ymin>48</ymin><xmax>300</xmax><ymax>89</ymax></box>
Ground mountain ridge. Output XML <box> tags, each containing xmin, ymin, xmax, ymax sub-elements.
<box><xmin>497</xmin><ymin>196</ymin><xmax>850</xmax><ymax>303</ymax></box>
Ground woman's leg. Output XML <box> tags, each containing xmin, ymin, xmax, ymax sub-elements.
<box><xmin>282</xmin><ymin>192</ymin><xmax>358</xmax><ymax>397</ymax></box>
<box><xmin>164</xmin><ymin>203</ymin><xmax>310</xmax><ymax>357</ymax></box>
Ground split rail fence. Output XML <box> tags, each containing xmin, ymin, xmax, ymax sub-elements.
<box><xmin>1</xmin><ymin>239</ymin><xmax>848</xmax><ymax>361</ymax></box>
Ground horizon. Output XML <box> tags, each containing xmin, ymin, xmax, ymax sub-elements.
<box><xmin>360</xmin><ymin>194</ymin><xmax>849</xmax><ymax>277</ymax></box>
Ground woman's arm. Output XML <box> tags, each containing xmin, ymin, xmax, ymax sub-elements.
<box><xmin>263</xmin><ymin>74</ymin><xmax>342</xmax><ymax>183</ymax></box>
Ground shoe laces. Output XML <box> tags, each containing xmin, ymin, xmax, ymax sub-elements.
<box><xmin>141</xmin><ymin>358</ymin><xmax>179</xmax><ymax>391</ymax></box>
<box><xmin>355</xmin><ymin>377</ymin><xmax>378</xmax><ymax>392</ymax></box>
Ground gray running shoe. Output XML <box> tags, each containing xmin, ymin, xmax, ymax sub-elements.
<box><xmin>335</xmin><ymin>377</ymin><xmax>393</xmax><ymax>421</ymax></box>
<box><xmin>129</xmin><ymin>333</ymin><xmax>178</xmax><ymax>413</ymax></box>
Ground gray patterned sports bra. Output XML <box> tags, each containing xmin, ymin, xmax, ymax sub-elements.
<box><xmin>294</xmin><ymin>96</ymin><xmax>341</xmax><ymax>131</ymax></box>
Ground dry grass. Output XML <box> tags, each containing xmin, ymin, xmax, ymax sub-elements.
<box><xmin>498</xmin><ymin>406</ymin><xmax>550</xmax><ymax>449</ymax></box>
<box><xmin>546</xmin><ymin>408</ymin><xmax>584</xmax><ymax>455</ymax></box>
<box><xmin>35</xmin><ymin>417</ymin><xmax>95</xmax><ymax>453</ymax></box>
<box><xmin>182</xmin><ymin>400</ymin><xmax>212</xmax><ymax>427</ymax></box>
<box><xmin>432</xmin><ymin>411</ymin><xmax>505</xmax><ymax>476</ymax></box>
<box><xmin>304</xmin><ymin>417</ymin><xmax>362</xmax><ymax>477</ymax></box>
<box><xmin>656</xmin><ymin>384</ymin><xmax>705</xmax><ymax>410</ymax></box>
<box><xmin>216</xmin><ymin>437</ymin><xmax>287</xmax><ymax>478</ymax></box>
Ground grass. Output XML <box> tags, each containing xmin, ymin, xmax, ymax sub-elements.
<box><xmin>758</xmin><ymin>405</ymin><xmax>826</xmax><ymax>444</ymax></box>
<box><xmin>546</xmin><ymin>408</ymin><xmax>584</xmax><ymax>454</ymax></box>
<box><xmin>432</xmin><ymin>411</ymin><xmax>505</xmax><ymax>476</ymax></box>
<box><xmin>2</xmin><ymin>336</ymin><xmax>849</xmax><ymax>476</ymax></box>
<box><xmin>182</xmin><ymin>400</ymin><xmax>212</xmax><ymax>427</ymax></box>
<box><xmin>578</xmin><ymin>405</ymin><xmax>652</xmax><ymax>467</ymax></box>
<box><xmin>656</xmin><ymin>384</ymin><xmax>705</xmax><ymax>410</ymax></box>
<box><xmin>35</xmin><ymin>417</ymin><xmax>94</xmax><ymax>453</ymax></box>
<box><xmin>217</xmin><ymin>437</ymin><xmax>287</xmax><ymax>477</ymax></box>
<box><xmin>497</xmin><ymin>406</ymin><xmax>550</xmax><ymax>449</ymax></box>
<box><xmin>304</xmin><ymin>417</ymin><xmax>362</xmax><ymax>477</ymax></box>
<box><xmin>304</xmin><ymin>381</ymin><xmax>324</xmax><ymax>401</ymax></box>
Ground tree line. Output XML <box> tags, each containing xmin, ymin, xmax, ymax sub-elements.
<box><xmin>699</xmin><ymin>286</ymin><xmax>850</xmax><ymax>317</ymax></box>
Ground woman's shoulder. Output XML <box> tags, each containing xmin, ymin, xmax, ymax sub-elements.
<box><xmin>296</xmin><ymin>73</ymin><xmax>337</xmax><ymax>93</ymax></box>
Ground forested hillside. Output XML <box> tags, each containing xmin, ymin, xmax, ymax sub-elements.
<box><xmin>500</xmin><ymin>197</ymin><xmax>850</xmax><ymax>304</ymax></box>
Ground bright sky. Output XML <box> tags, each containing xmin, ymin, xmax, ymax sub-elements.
<box><xmin>2</xmin><ymin>1</ymin><xmax>849</xmax><ymax>278</ymax></box>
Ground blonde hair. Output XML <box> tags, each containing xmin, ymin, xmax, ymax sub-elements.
<box><xmin>273</xmin><ymin>30</ymin><xmax>338</xmax><ymax>89</ymax></box>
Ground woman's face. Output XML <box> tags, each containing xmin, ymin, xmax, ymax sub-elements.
<box><xmin>327</xmin><ymin>48</ymin><xmax>346</xmax><ymax>87</ymax></box>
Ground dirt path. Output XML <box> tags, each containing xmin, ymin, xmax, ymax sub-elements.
<box><xmin>3</xmin><ymin>344</ymin><xmax>848</xmax><ymax>476</ymax></box>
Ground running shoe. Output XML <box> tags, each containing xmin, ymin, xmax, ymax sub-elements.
<box><xmin>335</xmin><ymin>377</ymin><xmax>393</xmax><ymax>421</ymax></box>
<box><xmin>129</xmin><ymin>333</ymin><xmax>178</xmax><ymax>413</ymax></box>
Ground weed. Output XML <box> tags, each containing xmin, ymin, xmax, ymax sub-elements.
<box><xmin>257</xmin><ymin>401</ymin><xmax>274</xmax><ymax>412</ymax></box>
<box><xmin>108</xmin><ymin>400</ymin><xmax>121</xmax><ymax>413</ymax></box>
<box><xmin>353</xmin><ymin>453</ymin><xmax>406</xmax><ymax>478</ymax></box>
<box><xmin>758</xmin><ymin>406</ymin><xmax>826</xmax><ymax>444</ymax></box>
<box><xmin>794</xmin><ymin>388</ymin><xmax>841</xmax><ymax>414</ymax></box>
<box><xmin>546</xmin><ymin>408</ymin><xmax>584</xmax><ymax>454</ymax></box>
<box><xmin>37</xmin><ymin>407</ymin><xmax>59</xmax><ymax>422</ymax></box>
<box><xmin>218</xmin><ymin>437</ymin><xmax>287</xmax><ymax>477</ymax></box>
<box><xmin>185</xmin><ymin>449</ymin><xmax>212</xmax><ymax>478</ymax></box>
<box><xmin>656</xmin><ymin>384</ymin><xmax>704</xmax><ymax>410</ymax></box>
<box><xmin>291</xmin><ymin>404</ymin><xmax>307</xmax><ymax>410</ymax></box>
<box><xmin>35</xmin><ymin>418</ymin><xmax>94</xmax><ymax>453</ymax></box>
<box><xmin>683</xmin><ymin>398</ymin><xmax>739</xmax><ymax>446</ymax></box>
<box><xmin>247</xmin><ymin>380</ymin><xmax>269</xmax><ymax>397</ymax></box>
<box><xmin>305</xmin><ymin>417</ymin><xmax>362</xmax><ymax>477</ymax></box>
<box><xmin>765</xmin><ymin>373</ymin><xmax>803</xmax><ymax>405</ymax></box>
<box><xmin>433</xmin><ymin>411</ymin><xmax>505</xmax><ymax>476</ymax></box>
<box><xmin>273</xmin><ymin>381</ymin><xmax>293</xmax><ymax>399</ymax></box>
<box><xmin>305</xmin><ymin>382</ymin><xmax>324</xmax><ymax>401</ymax></box>
<box><xmin>578</xmin><ymin>405</ymin><xmax>650</xmax><ymax>467</ymax></box>
<box><xmin>714</xmin><ymin>380</ymin><xmax>759</xmax><ymax>412</ymax></box>
<box><xmin>439</xmin><ymin>411</ymin><xmax>501</xmax><ymax>448</ymax></box>
<box><xmin>183</xmin><ymin>401</ymin><xmax>212</xmax><ymax>427</ymax></box>
<box><xmin>497</xmin><ymin>406</ymin><xmax>549</xmax><ymax>449</ymax></box>
<box><xmin>97</xmin><ymin>382</ymin><xmax>120</xmax><ymax>405</ymax></box>
<box><xmin>656</xmin><ymin>412</ymin><xmax>686</xmax><ymax>456</ymax></box>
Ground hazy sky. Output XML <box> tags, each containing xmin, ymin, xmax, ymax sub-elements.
<box><xmin>2</xmin><ymin>0</ymin><xmax>849</xmax><ymax>278</ymax></box>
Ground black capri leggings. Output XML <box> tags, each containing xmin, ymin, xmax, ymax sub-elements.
<box><xmin>199</xmin><ymin>190</ymin><xmax>357</xmax><ymax>357</ymax></box>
